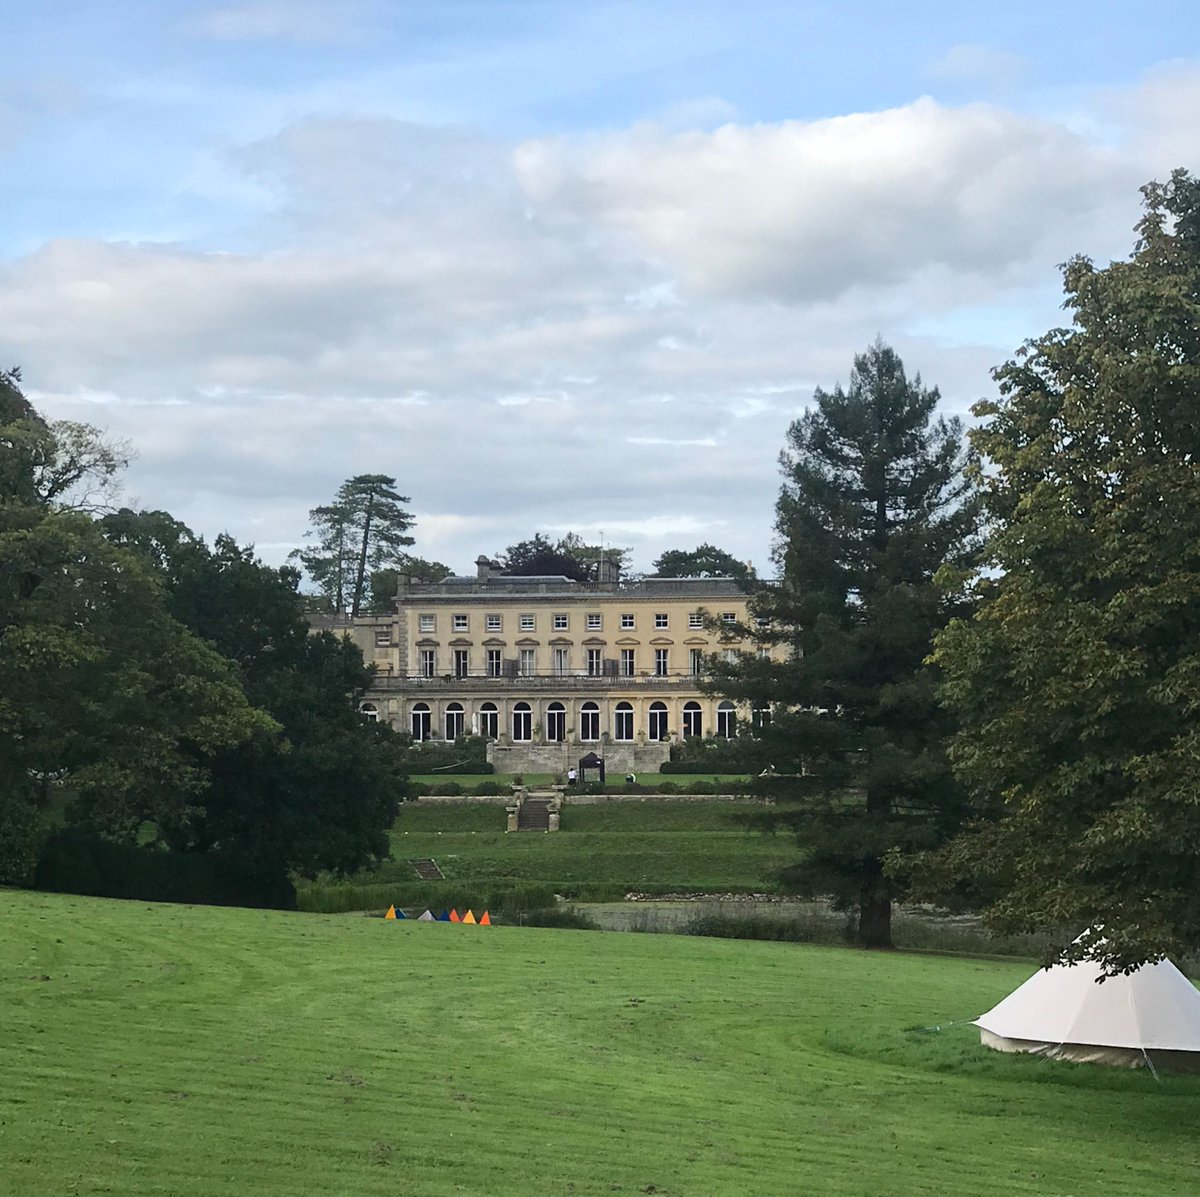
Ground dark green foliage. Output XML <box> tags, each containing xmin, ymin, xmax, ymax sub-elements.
<box><xmin>426</xmin><ymin>781</ymin><xmax>464</xmax><ymax>796</ymax></box>
<box><xmin>712</xmin><ymin>341</ymin><xmax>979</xmax><ymax>947</ymax></box>
<box><xmin>681</xmin><ymin>910</ymin><xmax>854</xmax><ymax>945</ymax></box>
<box><xmin>402</xmin><ymin>735</ymin><xmax>493</xmax><ymax>774</ymax></box>
<box><xmin>0</xmin><ymin>794</ymin><xmax>45</xmax><ymax>886</ymax></box>
<box><xmin>100</xmin><ymin>509</ymin><xmax>408</xmax><ymax>880</ymax></box>
<box><xmin>665</xmin><ymin>737</ymin><xmax>772</xmax><ymax>772</ymax></box>
<box><xmin>495</xmin><ymin>532</ymin><xmax>631</xmax><ymax>581</ymax></box>
<box><xmin>924</xmin><ymin>171</ymin><xmax>1200</xmax><ymax>974</ymax></box>
<box><xmin>35</xmin><ymin>831</ymin><xmax>296</xmax><ymax>908</ymax></box>
<box><xmin>292</xmin><ymin>474</ymin><xmax>416</xmax><ymax>615</ymax></box>
<box><xmin>514</xmin><ymin>906</ymin><xmax>601</xmax><ymax>930</ymax></box>
<box><xmin>652</xmin><ymin>543</ymin><xmax>751</xmax><ymax>579</ymax></box>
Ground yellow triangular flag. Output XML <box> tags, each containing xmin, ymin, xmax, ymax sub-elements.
<box><xmin>462</xmin><ymin>909</ymin><xmax>477</xmax><ymax>924</ymax></box>
<box><xmin>385</xmin><ymin>905</ymin><xmax>396</xmax><ymax>920</ymax></box>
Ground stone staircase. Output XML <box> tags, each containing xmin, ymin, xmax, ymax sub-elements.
<box><xmin>516</xmin><ymin>797</ymin><xmax>552</xmax><ymax>831</ymax></box>
<box><xmin>409</xmin><ymin>858</ymin><xmax>444</xmax><ymax>880</ymax></box>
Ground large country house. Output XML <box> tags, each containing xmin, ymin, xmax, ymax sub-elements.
<box><xmin>311</xmin><ymin>555</ymin><xmax>770</xmax><ymax>773</ymax></box>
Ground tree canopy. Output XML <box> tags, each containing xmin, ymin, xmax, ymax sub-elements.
<box><xmin>922</xmin><ymin>170</ymin><xmax>1200</xmax><ymax>973</ymax></box>
<box><xmin>495</xmin><ymin>532</ymin><xmax>631</xmax><ymax>581</ymax></box>
<box><xmin>101</xmin><ymin>509</ymin><xmax>408</xmax><ymax>879</ymax></box>
<box><xmin>653</xmin><ymin>543</ymin><xmax>751</xmax><ymax>580</ymax></box>
<box><xmin>711</xmin><ymin>341</ymin><xmax>979</xmax><ymax>947</ymax></box>
<box><xmin>292</xmin><ymin>474</ymin><xmax>415</xmax><ymax>616</ymax></box>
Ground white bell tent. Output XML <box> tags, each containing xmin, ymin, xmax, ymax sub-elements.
<box><xmin>976</xmin><ymin>955</ymin><xmax>1200</xmax><ymax>1070</ymax></box>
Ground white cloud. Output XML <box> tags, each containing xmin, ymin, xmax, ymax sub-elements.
<box><xmin>928</xmin><ymin>44</ymin><xmax>1029</xmax><ymax>86</ymax></box>
<box><xmin>191</xmin><ymin>1</ymin><xmax>367</xmax><ymax>44</ymax></box>
<box><xmin>7</xmin><ymin>68</ymin><xmax>1200</xmax><ymax>574</ymax></box>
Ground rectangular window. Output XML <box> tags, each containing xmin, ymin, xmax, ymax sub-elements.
<box><xmin>374</xmin><ymin>629</ymin><xmax>392</xmax><ymax>647</ymax></box>
<box><xmin>757</xmin><ymin>646</ymin><xmax>771</xmax><ymax>660</ymax></box>
<box><xmin>620</xmin><ymin>648</ymin><xmax>635</xmax><ymax>677</ymax></box>
<box><xmin>721</xmin><ymin>612</ymin><xmax>737</xmax><ymax>624</ymax></box>
<box><xmin>689</xmin><ymin>648</ymin><xmax>704</xmax><ymax>676</ymax></box>
<box><xmin>554</xmin><ymin>647</ymin><xmax>570</xmax><ymax>676</ymax></box>
<box><xmin>452</xmin><ymin>614</ymin><xmax>469</xmax><ymax>632</ymax></box>
<box><xmin>486</xmin><ymin>613</ymin><xmax>502</xmax><ymax>632</ymax></box>
<box><xmin>418</xmin><ymin>614</ymin><xmax>435</xmax><ymax>633</ymax></box>
<box><xmin>587</xmin><ymin>648</ymin><xmax>602</xmax><ymax>676</ymax></box>
<box><xmin>486</xmin><ymin>649</ymin><xmax>502</xmax><ymax>677</ymax></box>
<box><xmin>519</xmin><ymin>648</ymin><xmax>535</xmax><ymax>676</ymax></box>
<box><xmin>723</xmin><ymin>649</ymin><xmax>738</xmax><ymax>664</ymax></box>
<box><xmin>553</xmin><ymin>613</ymin><xmax>569</xmax><ymax>631</ymax></box>
<box><xmin>688</xmin><ymin>612</ymin><xmax>704</xmax><ymax>629</ymax></box>
<box><xmin>586</xmin><ymin>613</ymin><xmax>602</xmax><ymax>630</ymax></box>
<box><xmin>755</xmin><ymin>615</ymin><xmax>770</xmax><ymax>629</ymax></box>
<box><xmin>454</xmin><ymin>649</ymin><xmax>469</xmax><ymax>678</ymax></box>
<box><xmin>620</xmin><ymin>613</ymin><xmax>635</xmax><ymax>630</ymax></box>
<box><xmin>520</xmin><ymin>613</ymin><xmax>535</xmax><ymax>632</ymax></box>
<box><xmin>420</xmin><ymin>649</ymin><xmax>436</xmax><ymax>678</ymax></box>
<box><xmin>654</xmin><ymin>613</ymin><xmax>668</xmax><ymax>629</ymax></box>
<box><xmin>655</xmin><ymin>648</ymin><xmax>669</xmax><ymax>676</ymax></box>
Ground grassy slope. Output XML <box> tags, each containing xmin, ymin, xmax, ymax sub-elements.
<box><xmin>375</xmin><ymin>800</ymin><xmax>790</xmax><ymax>893</ymax></box>
<box><xmin>5</xmin><ymin>890</ymin><xmax>1200</xmax><ymax>1196</ymax></box>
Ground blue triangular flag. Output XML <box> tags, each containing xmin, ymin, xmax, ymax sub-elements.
<box><xmin>437</xmin><ymin>909</ymin><xmax>451</xmax><ymax>922</ymax></box>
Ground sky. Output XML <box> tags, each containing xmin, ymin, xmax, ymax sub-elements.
<box><xmin>3</xmin><ymin>1</ymin><xmax>1199</xmax><ymax>577</ymax></box>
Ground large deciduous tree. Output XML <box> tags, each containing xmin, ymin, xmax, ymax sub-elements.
<box><xmin>496</xmin><ymin>532</ymin><xmax>631</xmax><ymax>581</ymax></box>
<box><xmin>102</xmin><ymin>510</ymin><xmax>408</xmax><ymax>880</ymax></box>
<box><xmin>922</xmin><ymin>170</ymin><xmax>1200</xmax><ymax>974</ymax></box>
<box><xmin>293</xmin><ymin>475</ymin><xmax>415</xmax><ymax>616</ymax></box>
<box><xmin>653</xmin><ymin>543</ymin><xmax>751</xmax><ymax>580</ymax></box>
<box><xmin>0</xmin><ymin>387</ymin><xmax>271</xmax><ymax>883</ymax></box>
<box><xmin>712</xmin><ymin>341</ymin><xmax>978</xmax><ymax>947</ymax></box>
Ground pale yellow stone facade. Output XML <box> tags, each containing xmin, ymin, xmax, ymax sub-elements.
<box><xmin>314</xmin><ymin>557</ymin><xmax>769</xmax><ymax>763</ymax></box>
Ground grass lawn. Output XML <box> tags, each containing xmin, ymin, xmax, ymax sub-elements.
<box><xmin>5</xmin><ymin>889</ymin><xmax>1200</xmax><ymax>1195</ymax></box>
<box><xmin>340</xmin><ymin>800</ymin><xmax>790</xmax><ymax>899</ymax></box>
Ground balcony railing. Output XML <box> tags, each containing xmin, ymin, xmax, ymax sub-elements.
<box><xmin>368</xmin><ymin>670</ymin><xmax>707</xmax><ymax>691</ymax></box>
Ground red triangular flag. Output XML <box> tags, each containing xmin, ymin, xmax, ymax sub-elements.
<box><xmin>479</xmin><ymin>911</ymin><xmax>491</xmax><ymax>926</ymax></box>
<box><xmin>449</xmin><ymin>909</ymin><xmax>461</xmax><ymax>923</ymax></box>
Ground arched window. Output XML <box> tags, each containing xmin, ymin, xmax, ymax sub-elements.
<box><xmin>648</xmin><ymin>701</ymin><xmax>669</xmax><ymax>741</ymax></box>
<box><xmin>359</xmin><ymin>702</ymin><xmax>379</xmax><ymax>723</ymax></box>
<box><xmin>682</xmin><ymin>701</ymin><xmax>702</xmax><ymax>738</ymax></box>
<box><xmin>614</xmin><ymin>701</ymin><xmax>634</xmax><ymax>741</ymax></box>
<box><xmin>580</xmin><ymin>701</ymin><xmax>600</xmax><ymax>742</ymax></box>
<box><xmin>410</xmin><ymin>702</ymin><xmax>431</xmax><ymax>741</ymax></box>
<box><xmin>445</xmin><ymin>702</ymin><xmax>464</xmax><ymax>741</ymax></box>
<box><xmin>478</xmin><ymin>702</ymin><xmax>498</xmax><ymax>739</ymax></box>
<box><xmin>512</xmin><ymin>702</ymin><xmax>532</xmax><ymax>742</ymax></box>
<box><xmin>546</xmin><ymin>701</ymin><xmax>566</xmax><ymax>742</ymax></box>
<box><xmin>716</xmin><ymin>701</ymin><xmax>736</xmax><ymax>739</ymax></box>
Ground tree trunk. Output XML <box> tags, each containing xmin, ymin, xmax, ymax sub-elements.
<box><xmin>857</xmin><ymin>890</ymin><xmax>893</xmax><ymax>948</ymax></box>
<box><xmin>351</xmin><ymin>496</ymin><xmax>374</xmax><ymax>617</ymax></box>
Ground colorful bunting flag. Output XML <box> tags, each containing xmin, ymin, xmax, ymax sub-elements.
<box><xmin>417</xmin><ymin>909</ymin><xmax>435</xmax><ymax>921</ymax></box>
<box><xmin>395</xmin><ymin>909</ymin><xmax>407</xmax><ymax>919</ymax></box>
<box><xmin>384</xmin><ymin>905</ymin><xmax>396</xmax><ymax>920</ymax></box>
<box><xmin>462</xmin><ymin>910</ymin><xmax>477</xmax><ymax>924</ymax></box>
<box><xmin>437</xmin><ymin>910</ymin><xmax>451</xmax><ymax>922</ymax></box>
<box><xmin>449</xmin><ymin>909</ymin><xmax>461</xmax><ymax>923</ymax></box>
<box><xmin>479</xmin><ymin>911</ymin><xmax>491</xmax><ymax>926</ymax></box>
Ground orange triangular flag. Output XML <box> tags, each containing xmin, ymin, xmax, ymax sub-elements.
<box><xmin>479</xmin><ymin>911</ymin><xmax>491</xmax><ymax>926</ymax></box>
<box><xmin>449</xmin><ymin>909</ymin><xmax>461</xmax><ymax>923</ymax></box>
<box><xmin>385</xmin><ymin>905</ymin><xmax>396</xmax><ymax>920</ymax></box>
<box><xmin>462</xmin><ymin>910</ymin><xmax>477</xmax><ymax>924</ymax></box>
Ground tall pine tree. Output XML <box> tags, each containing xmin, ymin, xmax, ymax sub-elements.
<box><xmin>293</xmin><ymin>474</ymin><xmax>415</xmax><ymax>615</ymax></box>
<box><xmin>713</xmin><ymin>341</ymin><xmax>978</xmax><ymax>946</ymax></box>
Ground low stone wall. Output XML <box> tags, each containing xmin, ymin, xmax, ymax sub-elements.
<box><xmin>487</xmin><ymin>741</ymin><xmax>670</xmax><ymax>776</ymax></box>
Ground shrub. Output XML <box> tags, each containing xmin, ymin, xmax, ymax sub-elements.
<box><xmin>507</xmin><ymin>906</ymin><xmax>600</xmax><ymax>930</ymax></box>
<box><xmin>427</xmin><ymin>782</ymin><xmax>463</xmax><ymax>797</ymax></box>
<box><xmin>472</xmin><ymin>781</ymin><xmax>506</xmax><ymax>796</ymax></box>
<box><xmin>35</xmin><ymin>831</ymin><xmax>296</xmax><ymax>909</ymax></box>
